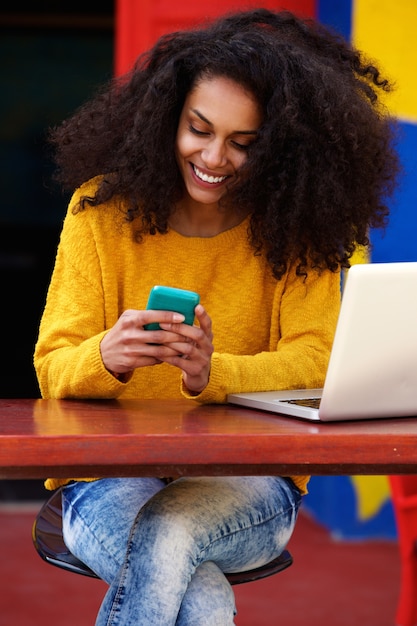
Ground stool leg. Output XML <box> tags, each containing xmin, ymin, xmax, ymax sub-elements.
<box><xmin>396</xmin><ymin>543</ymin><xmax>417</xmax><ymax>626</ymax></box>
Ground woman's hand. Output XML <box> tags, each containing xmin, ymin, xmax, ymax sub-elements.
<box><xmin>159</xmin><ymin>304</ymin><xmax>214</xmax><ymax>394</ymax></box>
<box><xmin>100</xmin><ymin>304</ymin><xmax>214</xmax><ymax>393</ymax></box>
<box><xmin>100</xmin><ymin>308</ymin><xmax>187</xmax><ymax>377</ymax></box>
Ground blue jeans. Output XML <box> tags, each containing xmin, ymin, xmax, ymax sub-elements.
<box><xmin>62</xmin><ymin>476</ymin><xmax>301</xmax><ymax>626</ymax></box>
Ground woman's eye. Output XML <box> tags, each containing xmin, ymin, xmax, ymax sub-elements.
<box><xmin>232</xmin><ymin>141</ymin><xmax>251</xmax><ymax>151</ymax></box>
<box><xmin>189</xmin><ymin>124</ymin><xmax>208</xmax><ymax>136</ymax></box>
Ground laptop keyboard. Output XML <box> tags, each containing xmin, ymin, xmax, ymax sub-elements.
<box><xmin>287</xmin><ymin>398</ymin><xmax>321</xmax><ymax>409</ymax></box>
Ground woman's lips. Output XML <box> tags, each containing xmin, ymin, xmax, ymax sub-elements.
<box><xmin>192</xmin><ymin>164</ymin><xmax>228</xmax><ymax>185</ymax></box>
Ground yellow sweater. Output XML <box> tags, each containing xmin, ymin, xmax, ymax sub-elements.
<box><xmin>34</xmin><ymin>179</ymin><xmax>341</xmax><ymax>494</ymax></box>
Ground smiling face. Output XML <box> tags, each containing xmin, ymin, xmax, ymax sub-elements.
<box><xmin>175</xmin><ymin>75</ymin><xmax>262</xmax><ymax>212</ymax></box>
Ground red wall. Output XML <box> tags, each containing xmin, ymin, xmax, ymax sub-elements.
<box><xmin>115</xmin><ymin>0</ymin><xmax>316</xmax><ymax>76</ymax></box>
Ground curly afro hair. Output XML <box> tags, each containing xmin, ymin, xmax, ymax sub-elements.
<box><xmin>48</xmin><ymin>8</ymin><xmax>401</xmax><ymax>279</ymax></box>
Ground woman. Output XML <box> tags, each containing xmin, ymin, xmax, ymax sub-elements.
<box><xmin>34</xmin><ymin>8</ymin><xmax>399</xmax><ymax>625</ymax></box>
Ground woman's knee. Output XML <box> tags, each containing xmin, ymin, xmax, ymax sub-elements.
<box><xmin>62</xmin><ymin>477</ymin><xmax>166</xmax><ymax>582</ymax></box>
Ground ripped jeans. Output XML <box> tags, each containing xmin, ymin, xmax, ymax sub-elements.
<box><xmin>62</xmin><ymin>475</ymin><xmax>301</xmax><ymax>626</ymax></box>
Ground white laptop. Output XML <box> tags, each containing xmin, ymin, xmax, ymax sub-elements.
<box><xmin>228</xmin><ymin>262</ymin><xmax>417</xmax><ymax>421</ymax></box>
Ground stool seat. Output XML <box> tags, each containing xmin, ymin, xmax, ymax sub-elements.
<box><xmin>32</xmin><ymin>487</ymin><xmax>293</xmax><ymax>585</ymax></box>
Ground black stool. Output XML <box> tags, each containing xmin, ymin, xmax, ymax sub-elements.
<box><xmin>32</xmin><ymin>487</ymin><xmax>293</xmax><ymax>585</ymax></box>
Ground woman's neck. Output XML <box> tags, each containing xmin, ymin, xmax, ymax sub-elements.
<box><xmin>169</xmin><ymin>201</ymin><xmax>248</xmax><ymax>237</ymax></box>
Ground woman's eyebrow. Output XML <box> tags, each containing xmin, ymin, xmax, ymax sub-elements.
<box><xmin>191</xmin><ymin>108</ymin><xmax>213</xmax><ymax>126</ymax></box>
<box><xmin>191</xmin><ymin>108</ymin><xmax>259</xmax><ymax>135</ymax></box>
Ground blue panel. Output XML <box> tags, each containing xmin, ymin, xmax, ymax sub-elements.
<box><xmin>371</xmin><ymin>121</ymin><xmax>417</xmax><ymax>262</ymax></box>
<box><xmin>318</xmin><ymin>0</ymin><xmax>352</xmax><ymax>41</ymax></box>
<box><xmin>303</xmin><ymin>476</ymin><xmax>397</xmax><ymax>540</ymax></box>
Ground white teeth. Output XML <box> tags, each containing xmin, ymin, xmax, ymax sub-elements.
<box><xmin>193</xmin><ymin>166</ymin><xmax>227</xmax><ymax>184</ymax></box>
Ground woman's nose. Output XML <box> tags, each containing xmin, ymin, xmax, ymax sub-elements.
<box><xmin>201</xmin><ymin>141</ymin><xmax>227</xmax><ymax>169</ymax></box>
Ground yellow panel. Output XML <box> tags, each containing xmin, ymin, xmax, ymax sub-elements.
<box><xmin>353</xmin><ymin>0</ymin><xmax>417</xmax><ymax>122</ymax></box>
<box><xmin>350</xmin><ymin>244</ymin><xmax>369</xmax><ymax>265</ymax></box>
<box><xmin>350</xmin><ymin>476</ymin><xmax>391</xmax><ymax>520</ymax></box>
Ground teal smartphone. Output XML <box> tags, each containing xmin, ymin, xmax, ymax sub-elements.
<box><xmin>144</xmin><ymin>286</ymin><xmax>200</xmax><ymax>330</ymax></box>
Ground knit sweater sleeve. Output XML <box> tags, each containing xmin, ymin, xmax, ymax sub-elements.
<box><xmin>182</xmin><ymin>266</ymin><xmax>341</xmax><ymax>404</ymax></box>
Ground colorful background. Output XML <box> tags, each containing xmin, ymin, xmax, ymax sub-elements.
<box><xmin>1</xmin><ymin>2</ymin><xmax>415</xmax><ymax>529</ymax></box>
<box><xmin>306</xmin><ymin>0</ymin><xmax>417</xmax><ymax>539</ymax></box>
<box><xmin>115</xmin><ymin>0</ymin><xmax>417</xmax><ymax>539</ymax></box>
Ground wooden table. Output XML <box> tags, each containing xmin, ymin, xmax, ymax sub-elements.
<box><xmin>1</xmin><ymin>398</ymin><xmax>417</xmax><ymax>479</ymax></box>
